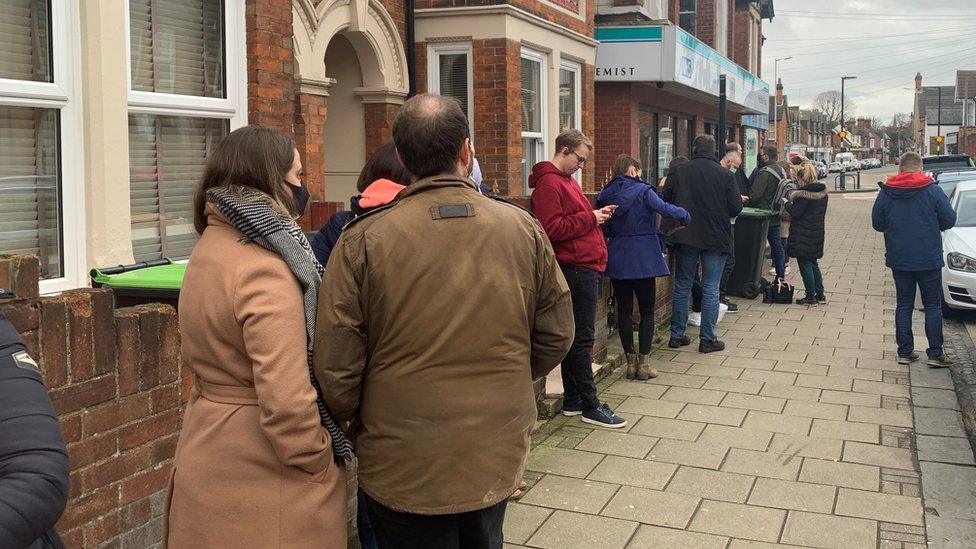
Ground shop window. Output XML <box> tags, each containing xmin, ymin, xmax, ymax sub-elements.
<box><xmin>428</xmin><ymin>43</ymin><xmax>473</xmax><ymax>135</ymax></box>
<box><xmin>126</xmin><ymin>0</ymin><xmax>246</xmax><ymax>261</ymax></box>
<box><xmin>521</xmin><ymin>48</ymin><xmax>546</xmax><ymax>194</ymax></box>
<box><xmin>658</xmin><ymin>115</ymin><xmax>674</xmax><ymax>179</ymax></box>
<box><xmin>0</xmin><ymin>0</ymin><xmax>85</xmax><ymax>292</ymax></box>
<box><xmin>679</xmin><ymin>0</ymin><xmax>696</xmax><ymax>36</ymax></box>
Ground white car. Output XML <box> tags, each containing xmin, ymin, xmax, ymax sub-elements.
<box><xmin>941</xmin><ymin>180</ymin><xmax>976</xmax><ymax>310</ymax></box>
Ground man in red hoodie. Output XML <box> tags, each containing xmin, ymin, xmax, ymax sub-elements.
<box><xmin>530</xmin><ymin>130</ymin><xmax>626</xmax><ymax>428</ymax></box>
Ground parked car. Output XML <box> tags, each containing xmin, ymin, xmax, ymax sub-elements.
<box><xmin>828</xmin><ymin>161</ymin><xmax>843</xmax><ymax>173</ymax></box>
<box><xmin>924</xmin><ymin>154</ymin><xmax>976</xmax><ymax>172</ymax></box>
<box><xmin>940</xmin><ymin>180</ymin><xmax>976</xmax><ymax>311</ymax></box>
<box><xmin>935</xmin><ymin>171</ymin><xmax>976</xmax><ymax>197</ymax></box>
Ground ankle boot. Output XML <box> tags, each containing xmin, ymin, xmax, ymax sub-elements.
<box><xmin>625</xmin><ymin>353</ymin><xmax>638</xmax><ymax>380</ymax></box>
<box><xmin>637</xmin><ymin>354</ymin><xmax>657</xmax><ymax>380</ymax></box>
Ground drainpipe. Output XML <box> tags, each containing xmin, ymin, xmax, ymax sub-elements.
<box><xmin>406</xmin><ymin>0</ymin><xmax>416</xmax><ymax>97</ymax></box>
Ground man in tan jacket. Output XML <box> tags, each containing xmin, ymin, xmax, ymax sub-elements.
<box><xmin>314</xmin><ymin>94</ymin><xmax>574</xmax><ymax>548</ymax></box>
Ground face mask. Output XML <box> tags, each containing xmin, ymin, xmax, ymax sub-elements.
<box><xmin>288</xmin><ymin>182</ymin><xmax>310</xmax><ymax>216</ymax></box>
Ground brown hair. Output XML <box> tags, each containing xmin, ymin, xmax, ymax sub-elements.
<box><xmin>612</xmin><ymin>154</ymin><xmax>641</xmax><ymax>177</ymax></box>
<box><xmin>357</xmin><ymin>140</ymin><xmax>414</xmax><ymax>192</ymax></box>
<box><xmin>193</xmin><ymin>125</ymin><xmax>297</xmax><ymax>234</ymax></box>
<box><xmin>797</xmin><ymin>162</ymin><xmax>818</xmax><ymax>184</ymax></box>
<box><xmin>554</xmin><ymin>129</ymin><xmax>593</xmax><ymax>155</ymax></box>
<box><xmin>669</xmin><ymin>156</ymin><xmax>689</xmax><ymax>169</ymax></box>
<box><xmin>392</xmin><ymin>94</ymin><xmax>470</xmax><ymax>179</ymax></box>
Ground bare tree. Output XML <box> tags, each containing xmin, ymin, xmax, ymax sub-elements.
<box><xmin>812</xmin><ymin>90</ymin><xmax>856</xmax><ymax>125</ymax></box>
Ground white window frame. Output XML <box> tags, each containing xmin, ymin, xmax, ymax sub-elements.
<box><xmin>427</xmin><ymin>42</ymin><xmax>474</xmax><ymax>142</ymax></box>
<box><xmin>521</xmin><ymin>47</ymin><xmax>547</xmax><ymax>195</ymax></box>
<box><xmin>558</xmin><ymin>59</ymin><xmax>582</xmax><ymax>132</ymax></box>
<box><xmin>123</xmin><ymin>1</ymin><xmax>248</xmax><ymax>127</ymax></box>
<box><xmin>0</xmin><ymin>0</ymin><xmax>86</xmax><ymax>293</ymax></box>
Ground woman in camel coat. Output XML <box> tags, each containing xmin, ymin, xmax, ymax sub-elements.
<box><xmin>165</xmin><ymin>126</ymin><xmax>347</xmax><ymax>548</ymax></box>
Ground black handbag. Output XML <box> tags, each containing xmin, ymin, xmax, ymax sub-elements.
<box><xmin>762</xmin><ymin>277</ymin><xmax>795</xmax><ymax>304</ymax></box>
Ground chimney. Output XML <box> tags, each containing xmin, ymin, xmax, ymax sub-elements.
<box><xmin>857</xmin><ymin>118</ymin><xmax>871</xmax><ymax>129</ymax></box>
<box><xmin>915</xmin><ymin>72</ymin><xmax>922</xmax><ymax>91</ymax></box>
<box><xmin>775</xmin><ymin>78</ymin><xmax>783</xmax><ymax>104</ymax></box>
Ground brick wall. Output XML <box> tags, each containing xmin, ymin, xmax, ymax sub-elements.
<box><xmin>471</xmin><ymin>38</ymin><xmax>523</xmax><ymax>196</ymax></box>
<box><xmin>594</xmin><ymin>82</ymin><xmax>637</xmax><ymax>184</ymax></box>
<box><xmin>696</xmin><ymin>0</ymin><xmax>715</xmax><ymax>47</ymax></box>
<box><xmin>0</xmin><ymin>255</ymin><xmax>184</xmax><ymax>548</ymax></box>
<box><xmin>415</xmin><ymin>0</ymin><xmax>594</xmax><ymax>37</ymax></box>
<box><xmin>295</xmin><ymin>93</ymin><xmax>328</xmax><ymax>202</ymax></box>
<box><xmin>246</xmin><ymin>0</ymin><xmax>296</xmax><ymax>135</ymax></box>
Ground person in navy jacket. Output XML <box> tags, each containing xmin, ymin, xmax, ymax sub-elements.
<box><xmin>872</xmin><ymin>151</ymin><xmax>956</xmax><ymax>367</ymax></box>
<box><xmin>598</xmin><ymin>155</ymin><xmax>690</xmax><ymax>381</ymax></box>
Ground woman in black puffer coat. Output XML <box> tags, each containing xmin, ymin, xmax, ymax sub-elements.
<box><xmin>786</xmin><ymin>163</ymin><xmax>828</xmax><ymax>305</ymax></box>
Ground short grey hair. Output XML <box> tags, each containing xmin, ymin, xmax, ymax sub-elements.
<box><xmin>899</xmin><ymin>151</ymin><xmax>923</xmax><ymax>172</ymax></box>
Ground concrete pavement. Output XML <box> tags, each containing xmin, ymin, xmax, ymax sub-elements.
<box><xmin>506</xmin><ymin>185</ymin><xmax>975</xmax><ymax>548</ymax></box>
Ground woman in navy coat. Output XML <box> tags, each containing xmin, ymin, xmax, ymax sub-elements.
<box><xmin>598</xmin><ymin>155</ymin><xmax>690</xmax><ymax>380</ymax></box>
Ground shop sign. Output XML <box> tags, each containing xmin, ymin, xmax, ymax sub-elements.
<box><xmin>595</xmin><ymin>25</ymin><xmax>769</xmax><ymax>115</ymax></box>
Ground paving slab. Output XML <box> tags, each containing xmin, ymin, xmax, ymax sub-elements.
<box><xmin>747</xmin><ymin>477</ymin><xmax>835</xmax><ymax>514</ymax></box>
<box><xmin>843</xmin><ymin>441</ymin><xmax>916</xmax><ymax>471</ymax></box>
<box><xmin>664</xmin><ymin>466</ymin><xmax>755</xmax><ymax>503</ymax></box>
<box><xmin>587</xmin><ymin>455</ymin><xmax>677</xmax><ymax>490</ymax></box>
<box><xmin>919</xmin><ymin>461</ymin><xmax>976</xmax><ymax>522</ymax></box>
<box><xmin>721</xmin><ymin>448</ymin><xmax>802</xmax><ymax>480</ymax></box>
<box><xmin>626</xmin><ymin>525</ymin><xmax>729</xmax><ymax>549</ymax></box>
<box><xmin>782</xmin><ymin>400</ymin><xmax>849</xmax><ymax>421</ymax></box>
<box><xmin>526</xmin><ymin>446</ymin><xmax>604</xmax><ymax>477</ymax></box>
<box><xmin>697</xmin><ymin>424</ymin><xmax>773</xmax><ymax>451</ymax></box>
<box><xmin>527</xmin><ymin>510</ymin><xmax>637</xmax><ymax>549</ymax></box>
<box><xmin>767</xmin><ymin>433</ymin><xmax>844</xmax><ymax>461</ymax></box>
<box><xmin>519</xmin><ymin>475</ymin><xmax>618</xmax><ymax>514</ymax></box>
<box><xmin>601</xmin><ymin>485</ymin><xmax>700</xmax><ymax>528</ymax></box>
<box><xmin>502</xmin><ymin>503</ymin><xmax>552</xmax><ymax>545</ymax></box>
<box><xmin>646</xmin><ymin>439</ymin><xmax>729</xmax><ymax>470</ymax></box>
<box><xmin>780</xmin><ymin>510</ymin><xmax>878</xmax><ymax>548</ymax></box>
<box><xmin>819</xmin><ymin>389</ymin><xmax>882</xmax><ymax>407</ymax></box>
<box><xmin>616</xmin><ymin>396</ymin><xmax>686</xmax><ymax>418</ymax></box>
<box><xmin>834</xmin><ymin>487</ymin><xmax>924</xmax><ymax>526</ymax></box>
<box><xmin>798</xmin><ymin>458</ymin><xmax>880</xmax><ymax>491</ymax></box>
<box><xmin>808</xmin><ymin>418</ymin><xmax>880</xmax><ymax>443</ymax></box>
<box><xmin>915</xmin><ymin>434</ymin><xmax>976</xmax><ymax>465</ymax></box>
<box><xmin>910</xmin><ymin>387</ymin><xmax>960</xmax><ymax>410</ymax></box>
<box><xmin>913</xmin><ymin>407</ymin><xmax>968</xmax><ymax>438</ymax></box>
<box><xmin>924</xmin><ymin>515</ymin><xmax>976</xmax><ymax>549</ymax></box>
<box><xmin>629</xmin><ymin>416</ymin><xmax>706</xmax><ymax>441</ymax></box>
<box><xmin>575</xmin><ymin>430</ymin><xmax>658</xmax><ymax>459</ymax></box>
<box><xmin>719</xmin><ymin>393</ymin><xmax>787</xmax><ymax>413</ymax></box>
<box><xmin>677</xmin><ymin>403</ymin><xmax>747</xmax><ymax>426</ymax></box>
<box><xmin>688</xmin><ymin>500</ymin><xmax>786</xmax><ymax>543</ymax></box>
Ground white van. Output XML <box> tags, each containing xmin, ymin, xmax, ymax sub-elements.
<box><xmin>834</xmin><ymin>152</ymin><xmax>855</xmax><ymax>172</ymax></box>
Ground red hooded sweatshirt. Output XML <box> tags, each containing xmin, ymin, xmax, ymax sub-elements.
<box><xmin>529</xmin><ymin>161</ymin><xmax>608</xmax><ymax>272</ymax></box>
<box><xmin>884</xmin><ymin>171</ymin><xmax>934</xmax><ymax>189</ymax></box>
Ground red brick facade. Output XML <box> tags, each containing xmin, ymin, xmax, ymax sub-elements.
<box><xmin>246</xmin><ymin>0</ymin><xmax>296</xmax><ymax>136</ymax></box>
<box><xmin>415</xmin><ymin>0</ymin><xmax>594</xmax><ymax>37</ymax></box>
<box><xmin>294</xmin><ymin>92</ymin><xmax>328</xmax><ymax>201</ymax></box>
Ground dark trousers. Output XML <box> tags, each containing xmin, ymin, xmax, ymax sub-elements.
<box><xmin>364</xmin><ymin>494</ymin><xmax>507</xmax><ymax>549</ymax></box>
<box><xmin>720</xmin><ymin>226</ymin><xmax>735</xmax><ymax>297</ymax></box>
<box><xmin>358</xmin><ymin>488</ymin><xmax>379</xmax><ymax>549</ymax></box>
<box><xmin>797</xmin><ymin>259</ymin><xmax>824</xmax><ymax>299</ymax></box>
<box><xmin>767</xmin><ymin>225</ymin><xmax>786</xmax><ymax>279</ymax></box>
<box><xmin>561</xmin><ymin>266</ymin><xmax>601</xmax><ymax>411</ymax></box>
<box><xmin>892</xmin><ymin>269</ymin><xmax>944</xmax><ymax>359</ymax></box>
<box><xmin>611</xmin><ymin>278</ymin><xmax>656</xmax><ymax>355</ymax></box>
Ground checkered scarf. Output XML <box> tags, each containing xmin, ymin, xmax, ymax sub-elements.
<box><xmin>206</xmin><ymin>185</ymin><xmax>355</xmax><ymax>464</ymax></box>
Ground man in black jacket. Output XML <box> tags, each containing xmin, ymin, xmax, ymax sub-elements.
<box><xmin>0</xmin><ymin>313</ymin><xmax>69</xmax><ymax>548</ymax></box>
<box><xmin>747</xmin><ymin>146</ymin><xmax>788</xmax><ymax>280</ymax></box>
<box><xmin>663</xmin><ymin>135</ymin><xmax>744</xmax><ymax>353</ymax></box>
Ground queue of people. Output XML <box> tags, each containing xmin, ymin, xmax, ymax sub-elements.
<box><xmin>154</xmin><ymin>92</ymin><xmax>842</xmax><ymax>549</ymax></box>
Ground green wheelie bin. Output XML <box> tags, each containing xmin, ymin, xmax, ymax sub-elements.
<box><xmin>727</xmin><ymin>207</ymin><xmax>777</xmax><ymax>299</ymax></box>
<box><xmin>90</xmin><ymin>259</ymin><xmax>186</xmax><ymax>309</ymax></box>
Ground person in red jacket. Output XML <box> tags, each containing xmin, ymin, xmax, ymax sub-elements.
<box><xmin>529</xmin><ymin>130</ymin><xmax>626</xmax><ymax>428</ymax></box>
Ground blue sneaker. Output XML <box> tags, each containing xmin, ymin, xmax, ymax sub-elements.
<box><xmin>561</xmin><ymin>402</ymin><xmax>582</xmax><ymax>417</ymax></box>
<box><xmin>581</xmin><ymin>403</ymin><xmax>627</xmax><ymax>428</ymax></box>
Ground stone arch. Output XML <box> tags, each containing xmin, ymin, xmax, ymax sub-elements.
<box><xmin>292</xmin><ymin>0</ymin><xmax>408</xmax><ymax>95</ymax></box>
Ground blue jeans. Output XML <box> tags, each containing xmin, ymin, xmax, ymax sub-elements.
<box><xmin>357</xmin><ymin>488</ymin><xmax>378</xmax><ymax>549</ymax></box>
<box><xmin>892</xmin><ymin>269</ymin><xmax>944</xmax><ymax>359</ymax></box>
<box><xmin>671</xmin><ymin>246</ymin><xmax>728</xmax><ymax>342</ymax></box>
<box><xmin>767</xmin><ymin>225</ymin><xmax>786</xmax><ymax>279</ymax></box>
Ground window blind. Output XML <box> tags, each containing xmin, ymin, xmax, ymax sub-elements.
<box><xmin>129</xmin><ymin>0</ymin><xmax>224</xmax><ymax>97</ymax></box>
<box><xmin>0</xmin><ymin>106</ymin><xmax>61</xmax><ymax>278</ymax></box>
<box><xmin>0</xmin><ymin>0</ymin><xmax>52</xmax><ymax>82</ymax></box>
<box><xmin>559</xmin><ymin>68</ymin><xmax>577</xmax><ymax>131</ymax></box>
<box><xmin>521</xmin><ymin>57</ymin><xmax>541</xmax><ymax>133</ymax></box>
<box><xmin>438</xmin><ymin>53</ymin><xmax>469</xmax><ymax>117</ymax></box>
<box><xmin>129</xmin><ymin>114</ymin><xmax>227</xmax><ymax>262</ymax></box>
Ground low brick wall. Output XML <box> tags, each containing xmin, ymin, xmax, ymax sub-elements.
<box><xmin>1</xmin><ymin>255</ymin><xmax>184</xmax><ymax>546</ymax></box>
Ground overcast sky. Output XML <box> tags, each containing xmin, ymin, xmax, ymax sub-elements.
<box><xmin>760</xmin><ymin>0</ymin><xmax>976</xmax><ymax>123</ymax></box>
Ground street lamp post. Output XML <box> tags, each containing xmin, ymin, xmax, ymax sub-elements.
<box><xmin>773</xmin><ymin>56</ymin><xmax>792</xmax><ymax>156</ymax></box>
<box><xmin>840</xmin><ymin>76</ymin><xmax>857</xmax><ymax>142</ymax></box>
